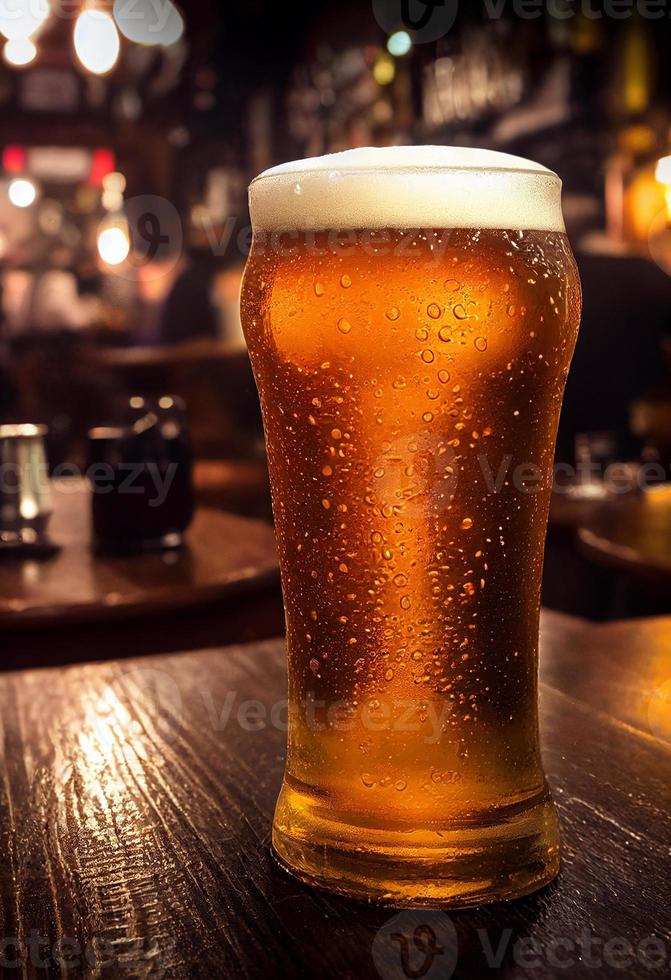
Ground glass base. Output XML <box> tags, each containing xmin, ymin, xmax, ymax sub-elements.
<box><xmin>272</xmin><ymin>783</ymin><xmax>560</xmax><ymax>908</ymax></box>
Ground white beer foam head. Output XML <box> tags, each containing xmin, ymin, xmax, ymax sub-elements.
<box><xmin>249</xmin><ymin>146</ymin><xmax>565</xmax><ymax>233</ymax></box>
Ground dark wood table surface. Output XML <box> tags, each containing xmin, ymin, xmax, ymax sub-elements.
<box><xmin>0</xmin><ymin>610</ymin><xmax>668</xmax><ymax>979</ymax></box>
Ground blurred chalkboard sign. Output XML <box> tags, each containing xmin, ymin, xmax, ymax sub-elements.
<box><xmin>18</xmin><ymin>69</ymin><xmax>79</xmax><ymax>113</ymax></box>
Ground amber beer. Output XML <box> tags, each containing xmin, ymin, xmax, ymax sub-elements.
<box><xmin>241</xmin><ymin>147</ymin><xmax>581</xmax><ymax>906</ymax></box>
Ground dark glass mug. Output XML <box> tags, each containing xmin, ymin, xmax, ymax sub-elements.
<box><xmin>88</xmin><ymin>396</ymin><xmax>194</xmax><ymax>553</ymax></box>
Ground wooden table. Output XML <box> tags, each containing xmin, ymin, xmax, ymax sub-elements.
<box><xmin>577</xmin><ymin>486</ymin><xmax>671</xmax><ymax>584</ymax></box>
<box><xmin>0</xmin><ymin>610</ymin><xmax>668</xmax><ymax>979</ymax></box>
<box><xmin>0</xmin><ymin>480</ymin><xmax>283</xmax><ymax>667</ymax></box>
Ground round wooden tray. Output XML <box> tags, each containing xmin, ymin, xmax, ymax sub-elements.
<box><xmin>577</xmin><ymin>486</ymin><xmax>671</xmax><ymax>583</ymax></box>
<box><xmin>0</xmin><ymin>479</ymin><xmax>279</xmax><ymax>629</ymax></box>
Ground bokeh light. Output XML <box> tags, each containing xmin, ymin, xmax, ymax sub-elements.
<box><xmin>373</xmin><ymin>53</ymin><xmax>395</xmax><ymax>86</ymax></box>
<box><xmin>74</xmin><ymin>10</ymin><xmax>121</xmax><ymax>76</ymax></box>
<box><xmin>98</xmin><ymin>225</ymin><xmax>130</xmax><ymax>265</ymax></box>
<box><xmin>3</xmin><ymin>37</ymin><xmax>37</xmax><ymax>67</ymax></box>
<box><xmin>8</xmin><ymin>177</ymin><xmax>37</xmax><ymax>208</ymax></box>
<box><xmin>387</xmin><ymin>31</ymin><xmax>412</xmax><ymax>57</ymax></box>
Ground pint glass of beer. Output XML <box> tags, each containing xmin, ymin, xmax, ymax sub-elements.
<box><xmin>241</xmin><ymin>147</ymin><xmax>581</xmax><ymax>906</ymax></box>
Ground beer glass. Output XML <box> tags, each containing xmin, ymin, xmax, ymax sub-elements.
<box><xmin>241</xmin><ymin>147</ymin><xmax>581</xmax><ymax>906</ymax></box>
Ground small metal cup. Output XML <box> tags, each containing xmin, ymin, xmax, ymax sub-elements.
<box><xmin>0</xmin><ymin>424</ymin><xmax>52</xmax><ymax>546</ymax></box>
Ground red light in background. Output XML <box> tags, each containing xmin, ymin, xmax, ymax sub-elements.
<box><xmin>89</xmin><ymin>148</ymin><xmax>116</xmax><ymax>187</ymax></box>
<box><xmin>3</xmin><ymin>145</ymin><xmax>26</xmax><ymax>174</ymax></box>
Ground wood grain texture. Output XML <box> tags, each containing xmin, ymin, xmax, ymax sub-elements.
<box><xmin>540</xmin><ymin>610</ymin><xmax>671</xmax><ymax>743</ymax></box>
<box><xmin>0</xmin><ymin>613</ymin><xmax>669</xmax><ymax>979</ymax></box>
<box><xmin>0</xmin><ymin>480</ymin><xmax>279</xmax><ymax>629</ymax></box>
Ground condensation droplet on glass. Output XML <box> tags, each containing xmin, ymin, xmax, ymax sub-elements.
<box><xmin>427</xmin><ymin>303</ymin><xmax>442</xmax><ymax>319</ymax></box>
<box><xmin>461</xmin><ymin>517</ymin><xmax>473</xmax><ymax>530</ymax></box>
<box><xmin>340</xmin><ymin>274</ymin><xmax>352</xmax><ymax>288</ymax></box>
<box><xmin>438</xmin><ymin>369</ymin><xmax>450</xmax><ymax>384</ymax></box>
<box><xmin>474</xmin><ymin>337</ymin><xmax>488</xmax><ymax>352</ymax></box>
<box><xmin>338</xmin><ymin>318</ymin><xmax>352</xmax><ymax>334</ymax></box>
<box><xmin>314</xmin><ymin>281</ymin><xmax>325</xmax><ymax>297</ymax></box>
<box><xmin>421</xmin><ymin>349</ymin><xmax>435</xmax><ymax>363</ymax></box>
<box><xmin>386</xmin><ymin>307</ymin><xmax>400</xmax><ymax>321</ymax></box>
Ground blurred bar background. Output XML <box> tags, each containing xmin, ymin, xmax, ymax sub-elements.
<box><xmin>2</xmin><ymin>0</ymin><xmax>671</xmax><ymax>657</ymax></box>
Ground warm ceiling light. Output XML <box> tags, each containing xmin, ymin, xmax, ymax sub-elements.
<box><xmin>0</xmin><ymin>0</ymin><xmax>49</xmax><ymax>41</ymax></box>
<box><xmin>74</xmin><ymin>9</ymin><xmax>121</xmax><ymax>76</ymax></box>
<box><xmin>113</xmin><ymin>0</ymin><xmax>184</xmax><ymax>47</ymax></box>
<box><xmin>8</xmin><ymin>177</ymin><xmax>37</xmax><ymax>208</ymax></box>
<box><xmin>3</xmin><ymin>37</ymin><xmax>37</xmax><ymax>67</ymax></box>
